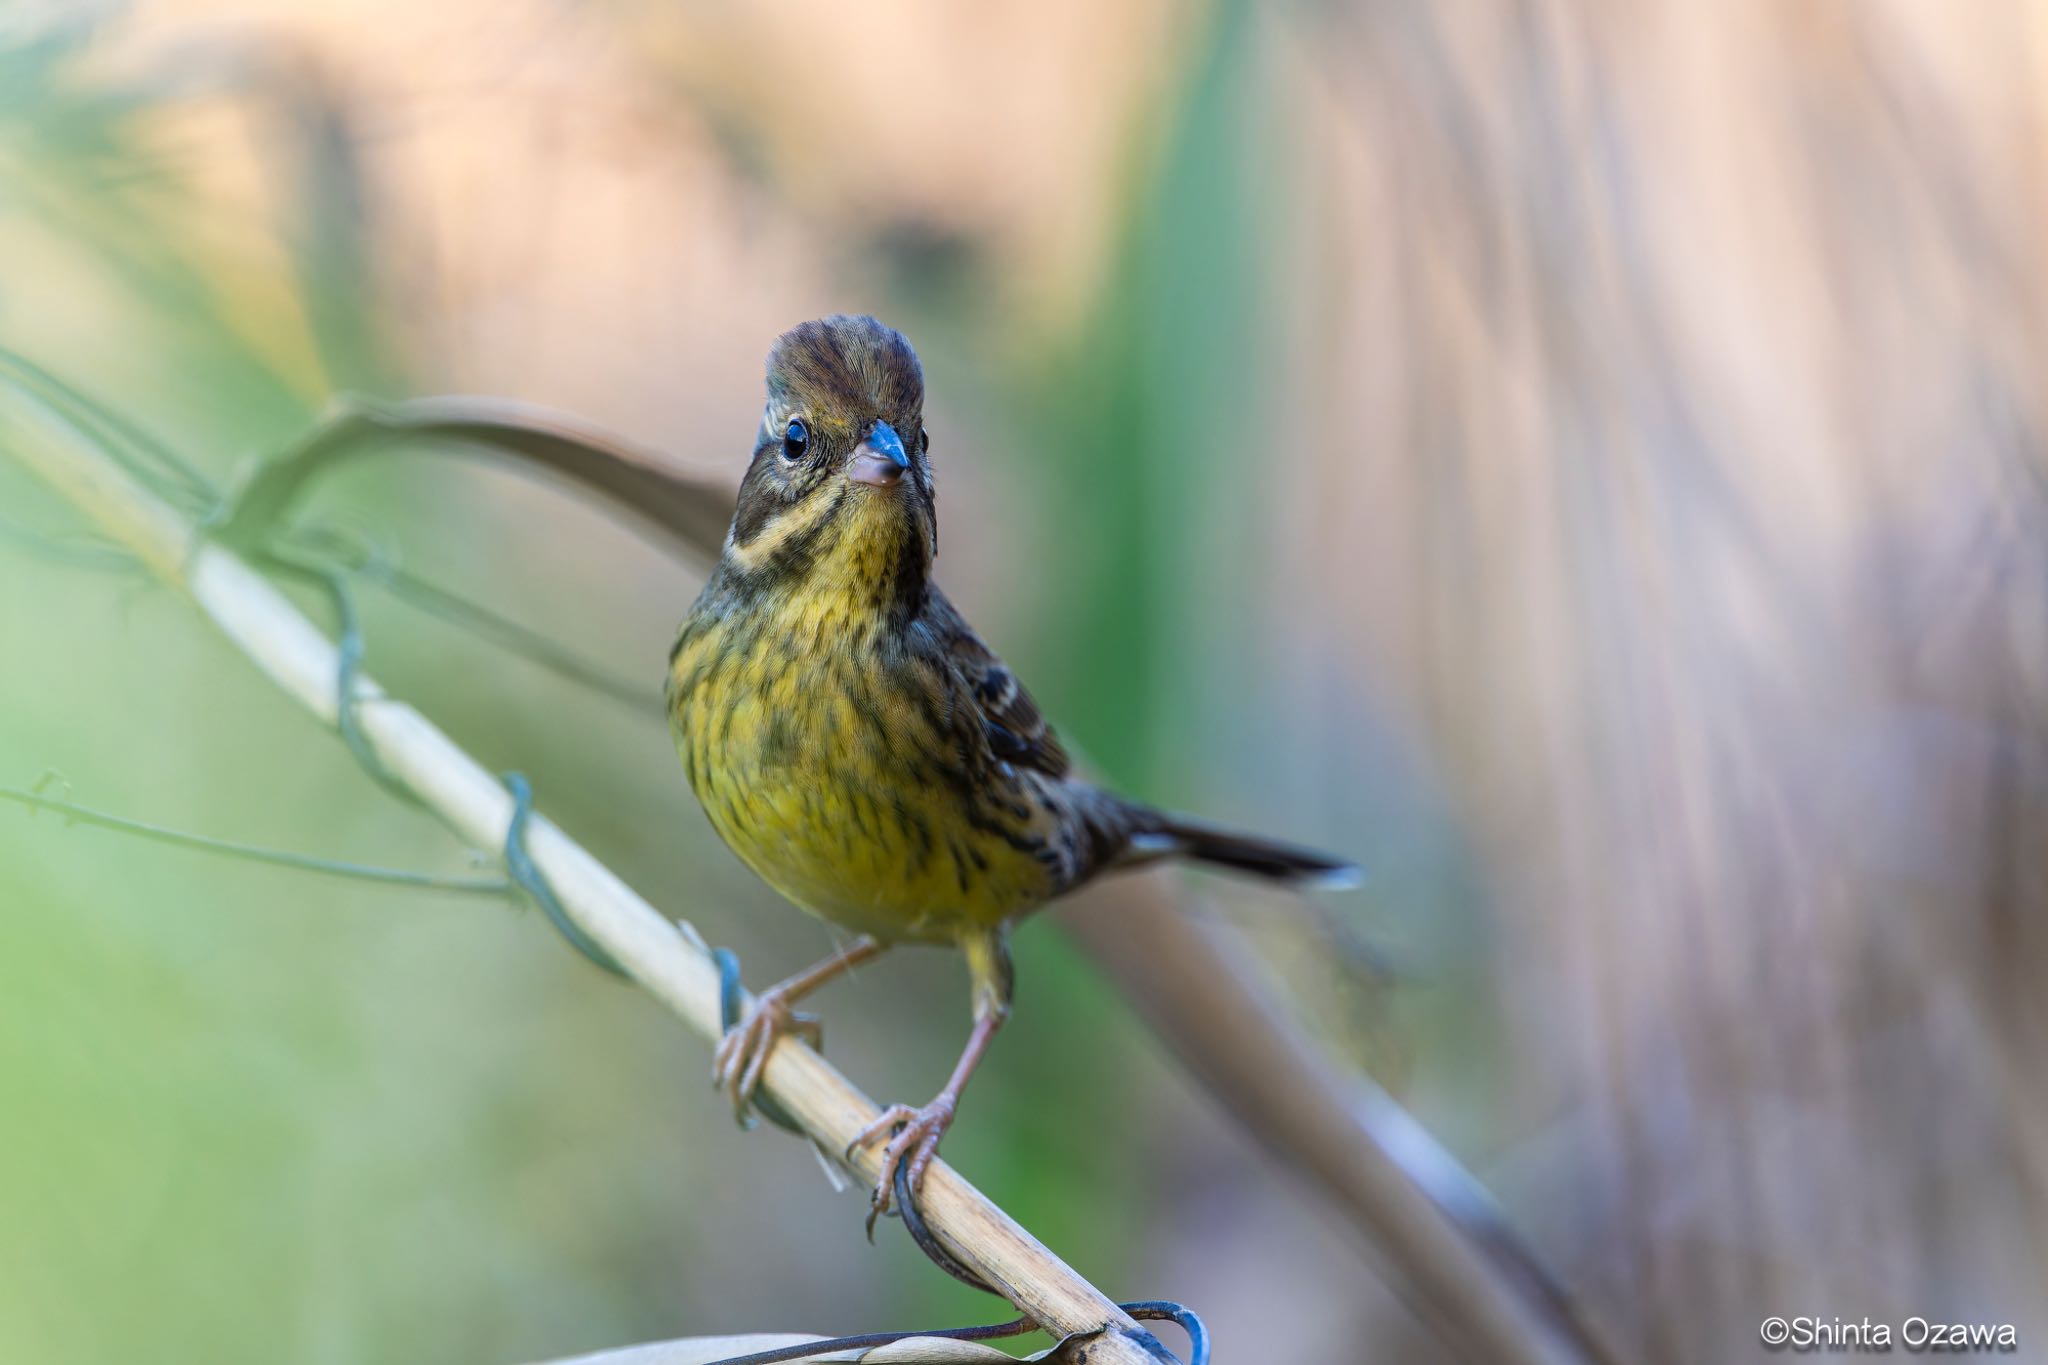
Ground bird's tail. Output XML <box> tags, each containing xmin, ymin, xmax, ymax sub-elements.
<box><xmin>1123</xmin><ymin>811</ymin><xmax>1362</xmax><ymax>891</ymax></box>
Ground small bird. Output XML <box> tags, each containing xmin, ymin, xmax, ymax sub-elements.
<box><xmin>667</xmin><ymin>315</ymin><xmax>1356</xmax><ymax>1224</ymax></box>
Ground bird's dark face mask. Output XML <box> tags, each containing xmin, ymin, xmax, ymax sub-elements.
<box><xmin>720</xmin><ymin>315</ymin><xmax>938</xmax><ymax>617</ymax></box>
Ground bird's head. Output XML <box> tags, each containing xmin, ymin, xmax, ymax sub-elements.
<box><xmin>719</xmin><ymin>315</ymin><xmax>937</xmax><ymax>616</ymax></box>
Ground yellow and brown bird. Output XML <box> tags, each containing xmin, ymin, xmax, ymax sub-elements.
<box><xmin>667</xmin><ymin>314</ymin><xmax>1356</xmax><ymax>1221</ymax></box>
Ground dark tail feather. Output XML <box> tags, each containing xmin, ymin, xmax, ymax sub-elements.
<box><xmin>1130</xmin><ymin>813</ymin><xmax>1362</xmax><ymax>890</ymax></box>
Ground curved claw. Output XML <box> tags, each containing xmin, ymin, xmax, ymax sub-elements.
<box><xmin>712</xmin><ymin>989</ymin><xmax>821</xmax><ymax>1124</ymax></box>
<box><xmin>847</xmin><ymin>1095</ymin><xmax>957</xmax><ymax>1240</ymax></box>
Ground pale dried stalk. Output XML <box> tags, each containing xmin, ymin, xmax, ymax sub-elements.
<box><xmin>212</xmin><ymin>395</ymin><xmax>1620</xmax><ymax>1363</ymax></box>
<box><xmin>547</xmin><ymin>1332</ymin><xmax>1054</xmax><ymax>1363</ymax></box>
<box><xmin>0</xmin><ymin>392</ymin><xmax>1177</xmax><ymax>1364</ymax></box>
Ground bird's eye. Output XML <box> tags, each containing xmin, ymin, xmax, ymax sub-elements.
<box><xmin>782</xmin><ymin>418</ymin><xmax>810</xmax><ymax>462</ymax></box>
<box><xmin>919</xmin><ymin>426</ymin><xmax>930</xmax><ymax>454</ymax></box>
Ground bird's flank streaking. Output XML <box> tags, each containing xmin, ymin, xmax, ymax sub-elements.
<box><xmin>668</xmin><ymin>315</ymin><xmax>1357</xmax><ymax>1225</ymax></box>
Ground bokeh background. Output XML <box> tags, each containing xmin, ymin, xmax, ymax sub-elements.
<box><xmin>4</xmin><ymin>1</ymin><xmax>2046</xmax><ymax>1361</ymax></box>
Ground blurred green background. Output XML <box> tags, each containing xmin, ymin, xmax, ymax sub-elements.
<box><xmin>0</xmin><ymin>4</ymin><xmax>1407</xmax><ymax>1360</ymax></box>
<box><xmin>7</xmin><ymin>2</ymin><xmax>2048</xmax><ymax>1362</ymax></box>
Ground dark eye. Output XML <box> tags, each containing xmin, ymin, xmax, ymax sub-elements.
<box><xmin>782</xmin><ymin>418</ymin><xmax>810</xmax><ymax>462</ymax></box>
<box><xmin>919</xmin><ymin>426</ymin><xmax>930</xmax><ymax>453</ymax></box>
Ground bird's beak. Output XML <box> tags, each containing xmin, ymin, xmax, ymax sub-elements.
<box><xmin>847</xmin><ymin>421</ymin><xmax>910</xmax><ymax>487</ymax></box>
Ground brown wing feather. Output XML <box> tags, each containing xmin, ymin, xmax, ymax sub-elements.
<box><xmin>924</xmin><ymin>587</ymin><xmax>1071</xmax><ymax>778</ymax></box>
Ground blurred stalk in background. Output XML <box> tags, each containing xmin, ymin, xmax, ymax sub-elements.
<box><xmin>3</xmin><ymin>2</ymin><xmax>2046</xmax><ymax>1363</ymax></box>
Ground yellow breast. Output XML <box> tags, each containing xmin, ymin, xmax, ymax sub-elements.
<box><xmin>668</xmin><ymin>590</ymin><xmax>1059</xmax><ymax>944</ymax></box>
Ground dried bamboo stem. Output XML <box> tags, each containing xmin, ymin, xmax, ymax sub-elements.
<box><xmin>0</xmin><ymin>391</ymin><xmax>1178</xmax><ymax>1364</ymax></box>
<box><xmin>257</xmin><ymin>396</ymin><xmax>1623</xmax><ymax>1365</ymax></box>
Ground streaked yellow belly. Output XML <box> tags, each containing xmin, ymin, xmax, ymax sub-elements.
<box><xmin>670</xmin><ymin>618</ymin><xmax>1056</xmax><ymax>944</ymax></box>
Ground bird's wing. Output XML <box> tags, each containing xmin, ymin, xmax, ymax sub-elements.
<box><xmin>925</xmin><ymin>587</ymin><xmax>1072</xmax><ymax>779</ymax></box>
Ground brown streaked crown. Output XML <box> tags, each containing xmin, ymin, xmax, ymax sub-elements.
<box><xmin>766</xmin><ymin>314</ymin><xmax>925</xmax><ymax>434</ymax></box>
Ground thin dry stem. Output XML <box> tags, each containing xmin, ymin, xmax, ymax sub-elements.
<box><xmin>0</xmin><ymin>388</ymin><xmax>1174</xmax><ymax>1364</ymax></box>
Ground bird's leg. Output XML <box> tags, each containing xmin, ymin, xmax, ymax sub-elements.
<box><xmin>714</xmin><ymin>936</ymin><xmax>886</xmax><ymax>1121</ymax></box>
<box><xmin>852</xmin><ymin>929</ymin><xmax>1012</xmax><ymax>1234</ymax></box>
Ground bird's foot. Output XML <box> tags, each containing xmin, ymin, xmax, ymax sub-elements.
<box><xmin>848</xmin><ymin>1094</ymin><xmax>957</xmax><ymax>1239</ymax></box>
<box><xmin>712</xmin><ymin>987</ymin><xmax>822</xmax><ymax>1125</ymax></box>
